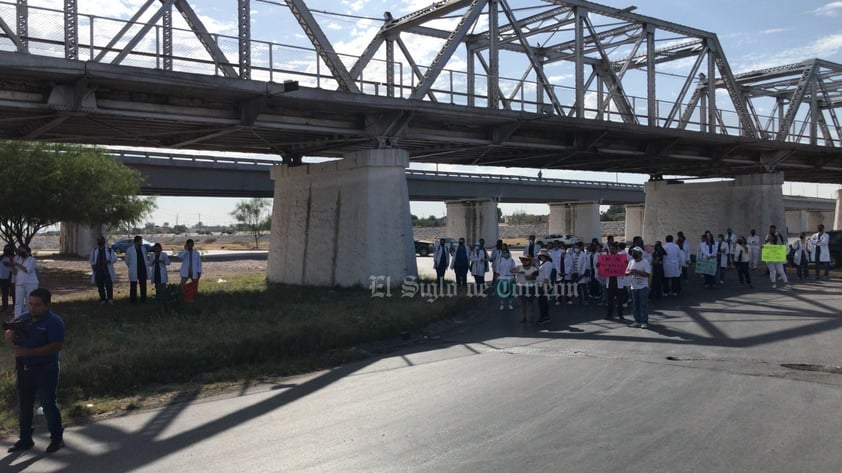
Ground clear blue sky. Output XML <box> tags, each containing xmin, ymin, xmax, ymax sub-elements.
<box><xmin>55</xmin><ymin>0</ymin><xmax>842</xmax><ymax>225</ymax></box>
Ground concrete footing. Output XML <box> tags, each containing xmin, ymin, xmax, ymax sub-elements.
<box><xmin>642</xmin><ymin>173</ymin><xmax>785</xmax><ymax>243</ymax></box>
<box><xmin>444</xmin><ymin>199</ymin><xmax>498</xmax><ymax>246</ymax></box>
<box><xmin>835</xmin><ymin>189</ymin><xmax>842</xmax><ymax>231</ymax></box>
<box><xmin>267</xmin><ymin>149</ymin><xmax>416</xmax><ymax>287</ymax></box>
<box><xmin>548</xmin><ymin>201</ymin><xmax>601</xmax><ymax>241</ymax></box>
<box><xmin>60</xmin><ymin>223</ymin><xmax>100</xmax><ymax>257</ymax></box>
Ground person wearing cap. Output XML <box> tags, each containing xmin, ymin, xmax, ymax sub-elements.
<box><xmin>495</xmin><ymin>244</ymin><xmax>516</xmax><ymax>311</ymax></box>
<box><xmin>450</xmin><ymin>238</ymin><xmax>469</xmax><ymax>288</ymax></box>
<box><xmin>512</xmin><ymin>255</ymin><xmax>538</xmax><ymax>323</ymax></box>
<box><xmin>535</xmin><ymin>249</ymin><xmax>555</xmax><ymax>324</ymax></box>
<box><xmin>625</xmin><ymin>246</ymin><xmax>651</xmax><ymax>329</ymax></box>
<box><xmin>469</xmin><ymin>242</ymin><xmax>489</xmax><ymax>292</ymax></box>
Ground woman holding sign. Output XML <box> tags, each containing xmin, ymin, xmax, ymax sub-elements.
<box><xmin>699</xmin><ymin>233</ymin><xmax>718</xmax><ymax>288</ymax></box>
<box><xmin>764</xmin><ymin>234</ymin><xmax>791</xmax><ymax>289</ymax></box>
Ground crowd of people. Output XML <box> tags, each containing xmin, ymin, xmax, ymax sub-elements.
<box><xmin>431</xmin><ymin>223</ymin><xmax>836</xmax><ymax>329</ymax></box>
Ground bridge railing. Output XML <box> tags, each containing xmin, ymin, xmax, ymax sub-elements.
<box><xmin>107</xmin><ymin>148</ymin><xmax>644</xmax><ymax>190</ymax></box>
<box><xmin>406</xmin><ymin>170</ymin><xmax>643</xmax><ymax>190</ymax></box>
<box><xmin>0</xmin><ymin>1</ymin><xmax>829</xmax><ymax>147</ymax></box>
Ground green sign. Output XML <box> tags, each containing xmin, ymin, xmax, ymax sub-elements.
<box><xmin>695</xmin><ymin>257</ymin><xmax>718</xmax><ymax>276</ymax></box>
<box><xmin>761</xmin><ymin>244</ymin><xmax>787</xmax><ymax>263</ymax></box>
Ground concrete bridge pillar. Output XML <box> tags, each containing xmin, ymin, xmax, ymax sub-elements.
<box><xmin>642</xmin><ymin>173</ymin><xmax>785</xmax><ymax>245</ymax></box>
<box><xmin>548</xmin><ymin>201</ymin><xmax>601</xmax><ymax>241</ymax></box>
<box><xmin>785</xmin><ymin>210</ymin><xmax>808</xmax><ymax>235</ymax></box>
<box><xmin>445</xmin><ymin>199</ymin><xmax>498</xmax><ymax>247</ymax></box>
<box><xmin>624</xmin><ymin>204</ymin><xmax>645</xmax><ymax>243</ymax></box>
<box><xmin>835</xmin><ymin>189</ymin><xmax>842</xmax><ymax>230</ymax></box>
<box><xmin>267</xmin><ymin>149</ymin><xmax>416</xmax><ymax>287</ymax></box>
<box><xmin>60</xmin><ymin>223</ymin><xmax>101</xmax><ymax>257</ymax></box>
<box><xmin>806</xmin><ymin>211</ymin><xmax>826</xmax><ymax>233</ymax></box>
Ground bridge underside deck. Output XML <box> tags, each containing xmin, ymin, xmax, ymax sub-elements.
<box><xmin>1</xmin><ymin>54</ymin><xmax>840</xmax><ymax>183</ymax></box>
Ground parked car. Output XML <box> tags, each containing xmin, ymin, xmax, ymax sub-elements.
<box><xmin>415</xmin><ymin>240</ymin><xmax>434</xmax><ymax>257</ymax></box>
<box><xmin>827</xmin><ymin>230</ymin><xmax>842</xmax><ymax>268</ymax></box>
<box><xmin>542</xmin><ymin>233</ymin><xmax>582</xmax><ymax>246</ymax></box>
<box><xmin>111</xmin><ymin>237</ymin><xmax>155</xmax><ymax>254</ymax></box>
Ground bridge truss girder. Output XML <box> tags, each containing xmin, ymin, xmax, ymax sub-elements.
<box><xmin>343</xmin><ymin>0</ymin><xmax>757</xmax><ymax>138</ymax></box>
<box><xmin>716</xmin><ymin>59</ymin><xmax>842</xmax><ymax>148</ymax></box>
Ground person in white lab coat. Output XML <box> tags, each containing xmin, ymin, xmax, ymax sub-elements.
<box><xmin>124</xmin><ymin>236</ymin><xmax>149</xmax><ymax>304</ymax></box>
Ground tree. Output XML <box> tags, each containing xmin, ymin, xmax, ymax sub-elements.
<box><xmin>600</xmin><ymin>204</ymin><xmax>626</xmax><ymax>222</ymax></box>
<box><xmin>0</xmin><ymin>142</ymin><xmax>156</xmax><ymax>247</ymax></box>
<box><xmin>231</xmin><ymin>198</ymin><xmax>272</xmax><ymax>249</ymax></box>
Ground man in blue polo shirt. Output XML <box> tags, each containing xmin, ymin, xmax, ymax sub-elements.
<box><xmin>5</xmin><ymin>288</ymin><xmax>65</xmax><ymax>454</ymax></box>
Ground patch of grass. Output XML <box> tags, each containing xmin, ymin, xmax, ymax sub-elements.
<box><xmin>0</xmin><ymin>274</ymin><xmax>471</xmax><ymax>433</ymax></box>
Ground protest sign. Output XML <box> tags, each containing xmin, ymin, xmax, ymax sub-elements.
<box><xmin>598</xmin><ymin>253</ymin><xmax>628</xmax><ymax>278</ymax></box>
<box><xmin>761</xmin><ymin>244</ymin><xmax>787</xmax><ymax>263</ymax></box>
<box><xmin>695</xmin><ymin>257</ymin><xmax>718</xmax><ymax>276</ymax></box>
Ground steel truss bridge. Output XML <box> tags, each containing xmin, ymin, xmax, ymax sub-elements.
<box><xmin>1</xmin><ymin>0</ymin><xmax>841</xmax><ymax>182</ymax></box>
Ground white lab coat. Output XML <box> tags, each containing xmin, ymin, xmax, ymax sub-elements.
<box><xmin>89</xmin><ymin>246</ymin><xmax>117</xmax><ymax>284</ymax></box>
<box><xmin>124</xmin><ymin>244</ymin><xmax>149</xmax><ymax>282</ymax></box>
<box><xmin>810</xmin><ymin>232</ymin><xmax>830</xmax><ymax>263</ymax></box>
<box><xmin>148</xmin><ymin>251</ymin><xmax>170</xmax><ymax>285</ymax></box>
<box><xmin>663</xmin><ymin>242</ymin><xmax>682</xmax><ymax>278</ymax></box>
<box><xmin>790</xmin><ymin>239</ymin><xmax>812</xmax><ymax>266</ymax></box>
<box><xmin>469</xmin><ymin>248</ymin><xmax>489</xmax><ymax>276</ymax></box>
<box><xmin>179</xmin><ymin>248</ymin><xmax>203</xmax><ymax>279</ymax></box>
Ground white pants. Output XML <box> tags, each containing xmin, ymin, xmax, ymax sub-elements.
<box><xmin>750</xmin><ymin>246</ymin><xmax>761</xmax><ymax>269</ymax></box>
<box><xmin>768</xmin><ymin>263</ymin><xmax>788</xmax><ymax>284</ymax></box>
<box><xmin>14</xmin><ymin>282</ymin><xmax>38</xmax><ymax>318</ymax></box>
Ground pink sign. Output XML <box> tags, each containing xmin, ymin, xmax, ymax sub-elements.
<box><xmin>598</xmin><ymin>253</ymin><xmax>628</xmax><ymax>278</ymax></box>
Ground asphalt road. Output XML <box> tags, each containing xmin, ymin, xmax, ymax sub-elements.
<box><xmin>3</xmin><ymin>270</ymin><xmax>842</xmax><ymax>472</ymax></box>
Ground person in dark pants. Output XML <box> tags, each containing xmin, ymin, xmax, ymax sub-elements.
<box><xmin>433</xmin><ymin>238</ymin><xmax>450</xmax><ymax>286</ymax></box>
<box><xmin>535</xmin><ymin>249</ymin><xmax>555</xmax><ymax>324</ymax></box>
<box><xmin>89</xmin><ymin>236</ymin><xmax>116</xmax><ymax>305</ymax></box>
<box><xmin>451</xmin><ymin>238</ymin><xmax>469</xmax><ymax>288</ymax></box>
<box><xmin>125</xmin><ymin>235</ymin><xmax>149</xmax><ymax>304</ymax></box>
<box><xmin>734</xmin><ymin>236</ymin><xmax>753</xmax><ymax>287</ymax></box>
<box><xmin>603</xmin><ymin>243</ymin><xmax>627</xmax><ymax>321</ymax></box>
<box><xmin>5</xmin><ymin>288</ymin><xmax>65</xmax><ymax>454</ymax></box>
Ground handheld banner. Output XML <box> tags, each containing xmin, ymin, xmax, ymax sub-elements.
<box><xmin>761</xmin><ymin>244</ymin><xmax>787</xmax><ymax>263</ymax></box>
<box><xmin>598</xmin><ymin>253</ymin><xmax>628</xmax><ymax>278</ymax></box>
<box><xmin>695</xmin><ymin>257</ymin><xmax>718</xmax><ymax>276</ymax></box>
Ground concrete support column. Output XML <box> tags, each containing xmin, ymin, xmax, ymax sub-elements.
<box><xmin>267</xmin><ymin>148</ymin><xmax>416</xmax><ymax>287</ymax></box>
<box><xmin>624</xmin><ymin>204</ymin><xmax>645</xmax><ymax>243</ymax></box>
<box><xmin>60</xmin><ymin>223</ymin><xmax>101</xmax><ymax>257</ymax></box>
<box><xmin>548</xmin><ymin>201</ymin><xmax>601</xmax><ymax>241</ymax></box>
<box><xmin>785</xmin><ymin>210</ymin><xmax>809</xmax><ymax>235</ymax></box>
<box><xmin>835</xmin><ymin>189</ymin><xmax>842</xmax><ymax>230</ymax></box>
<box><xmin>642</xmin><ymin>173</ymin><xmax>785</xmax><ymax>244</ymax></box>
<box><xmin>806</xmin><ymin>211</ymin><xmax>825</xmax><ymax>233</ymax></box>
<box><xmin>445</xmin><ymin>199</ymin><xmax>498</xmax><ymax>247</ymax></box>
